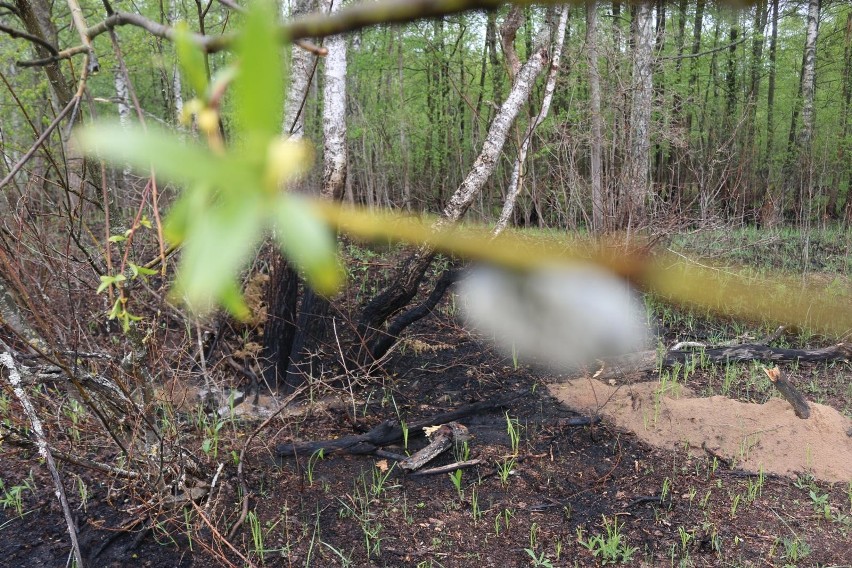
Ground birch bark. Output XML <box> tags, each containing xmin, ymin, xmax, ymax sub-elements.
<box><xmin>321</xmin><ymin>0</ymin><xmax>347</xmax><ymax>200</ymax></box>
<box><xmin>494</xmin><ymin>5</ymin><xmax>568</xmax><ymax>234</ymax></box>
<box><xmin>283</xmin><ymin>0</ymin><xmax>318</xmax><ymax>138</ymax></box>
<box><xmin>625</xmin><ymin>2</ymin><xmax>654</xmax><ymax>228</ymax></box>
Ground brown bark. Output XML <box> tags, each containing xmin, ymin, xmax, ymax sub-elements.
<box><xmin>624</xmin><ymin>2</ymin><xmax>654</xmax><ymax>228</ymax></box>
<box><xmin>587</xmin><ymin>0</ymin><xmax>605</xmax><ymax>233</ymax></box>
<box><xmin>499</xmin><ymin>5</ymin><xmax>524</xmax><ymax>81</ymax></box>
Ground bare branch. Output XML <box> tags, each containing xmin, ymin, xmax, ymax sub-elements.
<box><xmin>0</xmin><ymin>21</ymin><xmax>58</xmax><ymax>53</ymax></box>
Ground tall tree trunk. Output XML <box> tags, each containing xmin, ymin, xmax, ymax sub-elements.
<box><xmin>282</xmin><ymin>0</ymin><xmax>348</xmax><ymax>388</ymax></box>
<box><xmin>114</xmin><ymin>67</ymin><xmax>132</xmax><ymax>189</ymax></box>
<box><xmin>587</xmin><ymin>0</ymin><xmax>606</xmax><ymax>233</ymax></box>
<box><xmin>746</xmin><ymin>1</ymin><xmax>767</xmax><ymax>212</ymax></box>
<box><xmin>282</xmin><ymin>0</ymin><xmax>317</xmax><ymax>139</ymax></box>
<box><xmin>169</xmin><ymin>0</ymin><xmax>183</xmax><ymax>121</ymax></box>
<box><xmin>398</xmin><ymin>30</ymin><xmax>411</xmax><ymax>210</ymax></box>
<box><xmin>263</xmin><ymin>0</ymin><xmax>317</xmax><ymax>388</ymax></box>
<box><xmin>665</xmin><ymin>0</ymin><xmax>688</xmax><ymax>206</ymax></box>
<box><xmin>685</xmin><ymin>0</ymin><xmax>706</xmax><ymax>189</ymax></box>
<box><xmin>785</xmin><ymin>0</ymin><xmax>820</xmax><ymax>222</ymax></box>
<box><xmin>652</xmin><ymin>0</ymin><xmax>666</xmax><ymax>188</ymax></box>
<box><xmin>798</xmin><ymin>0</ymin><xmax>820</xmax><ymax>224</ymax></box>
<box><xmin>798</xmin><ymin>0</ymin><xmax>820</xmax><ymax>151</ymax></box>
<box><xmin>722</xmin><ymin>16</ymin><xmax>739</xmax><ymax>216</ymax></box>
<box><xmin>357</xmin><ymin>22</ymin><xmax>553</xmax><ymax>363</ymax></box>
<box><xmin>624</xmin><ymin>2</ymin><xmax>654</xmax><ymax>229</ymax></box>
<box><xmin>761</xmin><ymin>0</ymin><xmax>780</xmax><ymax>226</ymax></box>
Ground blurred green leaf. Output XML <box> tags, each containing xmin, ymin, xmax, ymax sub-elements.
<box><xmin>234</xmin><ymin>0</ymin><xmax>284</xmax><ymax>158</ymax></box>
<box><xmin>76</xmin><ymin>123</ymin><xmax>251</xmax><ymax>191</ymax></box>
<box><xmin>274</xmin><ymin>197</ymin><xmax>342</xmax><ymax>296</ymax></box>
<box><xmin>173</xmin><ymin>194</ymin><xmax>265</xmax><ymax>314</ymax></box>
<box><xmin>175</xmin><ymin>22</ymin><xmax>210</xmax><ymax>97</ymax></box>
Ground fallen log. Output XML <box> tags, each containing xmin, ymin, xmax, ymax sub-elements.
<box><xmin>589</xmin><ymin>342</ymin><xmax>852</xmax><ymax>382</ymax></box>
<box><xmin>275</xmin><ymin>392</ymin><xmax>520</xmax><ymax>457</ymax></box>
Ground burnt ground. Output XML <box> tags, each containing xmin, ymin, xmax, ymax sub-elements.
<box><xmin>2</xmin><ymin>239</ymin><xmax>852</xmax><ymax>567</ymax></box>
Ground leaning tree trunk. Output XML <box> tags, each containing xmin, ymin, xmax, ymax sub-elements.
<box><xmin>356</xmin><ymin>16</ymin><xmax>553</xmax><ymax>364</ymax></box>
<box><xmin>494</xmin><ymin>5</ymin><xmax>568</xmax><ymax>234</ymax></box>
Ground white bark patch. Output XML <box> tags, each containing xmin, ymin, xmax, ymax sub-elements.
<box><xmin>321</xmin><ymin>0</ymin><xmax>347</xmax><ymax>200</ymax></box>
<box><xmin>458</xmin><ymin>266</ymin><xmax>650</xmax><ymax>369</ymax></box>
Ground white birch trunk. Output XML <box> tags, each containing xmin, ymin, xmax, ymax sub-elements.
<box><xmin>114</xmin><ymin>67</ymin><xmax>132</xmax><ymax>183</ymax></box>
<box><xmin>586</xmin><ymin>0</ymin><xmax>605</xmax><ymax>233</ymax></box>
<box><xmin>625</xmin><ymin>2</ymin><xmax>654</xmax><ymax>226</ymax></box>
<box><xmin>169</xmin><ymin>0</ymin><xmax>183</xmax><ymax>121</ymax></box>
<box><xmin>283</xmin><ymin>0</ymin><xmax>317</xmax><ymax>139</ymax></box>
<box><xmin>321</xmin><ymin>0</ymin><xmax>347</xmax><ymax>200</ymax></box>
<box><xmin>494</xmin><ymin>6</ymin><xmax>569</xmax><ymax>234</ymax></box>
<box><xmin>799</xmin><ymin>0</ymin><xmax>819</xmax><ymax>149</ymax></box>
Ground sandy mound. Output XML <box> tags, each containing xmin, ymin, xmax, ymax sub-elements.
<box><xmin>548</xmin><ymin>379</ymin><xmax>852</xmax><ymax>483</ymax></box>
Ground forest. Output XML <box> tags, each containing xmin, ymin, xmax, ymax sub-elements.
<box><xmin>1</xmin><ymin>0</ymin><xmax>851</xmax><ymax>566</ymax></box>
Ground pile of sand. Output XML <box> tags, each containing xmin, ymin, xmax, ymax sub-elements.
<box><xmin>548</xmin><ymin>379</ymin><xmax>852</xmax><ymax>483</ymax></box>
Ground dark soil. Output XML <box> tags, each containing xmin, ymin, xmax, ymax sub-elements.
<box><xmin>2</xmin><ymin>304</ymin><xmax>851</xmax><ymax>567</ymax></box>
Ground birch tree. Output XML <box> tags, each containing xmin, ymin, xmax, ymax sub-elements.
<box><xmin>586</xmin><ymin>0</ymin><xmax>605</xmax><ymax>232</ymax></box>
<box><xmin>282</xmin><ymin>0</ymin><xmax>348</xmax><ymax>385</ymax></box>
<box><xmin>494</xmin><ymin>5</ymin><xmax>568</xmax><ymax>234</ymax></box>
<box><xmin>624</xmin><ymin>2</ymin><xmax>654</xmax><ymax>228</ymax></box>
<box><xmin>263</xmin><ymin>0</ymin><xmax>318</xmax><ymax>388</ymax></box>
<box><xmin>321</xmin><ymin>0</ymin><xmax>347</xmax><ymax>200</ymax></box>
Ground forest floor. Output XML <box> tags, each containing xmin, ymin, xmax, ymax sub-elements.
<box><xmin>1</xmin><ymin>227</ymin><xmax>852</xmax><ymax>567</ymax></box>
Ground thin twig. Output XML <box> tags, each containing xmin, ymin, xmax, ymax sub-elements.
<box><xmin>186</xmin><ymin>495</ymin><xmax>253</xmax><ymax>568</ymax></box>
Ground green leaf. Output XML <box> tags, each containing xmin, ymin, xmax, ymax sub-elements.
<box><xmin>172</xmin><ymin>194</ymin><xmax>265</xmax><ymax>315</ymax></box>
<box><xmin>233</xmin><ymin>0</ymin><xmax>284</xmax><ymax>156</ymax></box>
<box><xmin>77</xmin><ymin>123</ymin><xmax>251</xmax><ymax>191</ymax></box>
<box><xmin>128</xmin><ymin>263</ymin><xmax>157</xmax><ymax>278</ymax></box>
<box><xmin>97</xmin><ymin>274</ymin><xmax>126</xmax><ymax>294</ymax></box>
<box><xmin>107</xmin><ymin>298</ymin><xmax>122</xmax><ymax>319</ymax></box>
<box><xmin>107</xmin><ymin>235</ymin><xmax>126</xmax><ymax>243</ymax></box>
<box><xmin>175</xmin><ymin>22</ymin><xmax>210</xmax><ymax>97</ymax></box>
<box><xmin>274</xmin><ymin>197</ymin><xmax>342</xmax><ymax>295</ymax></box>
